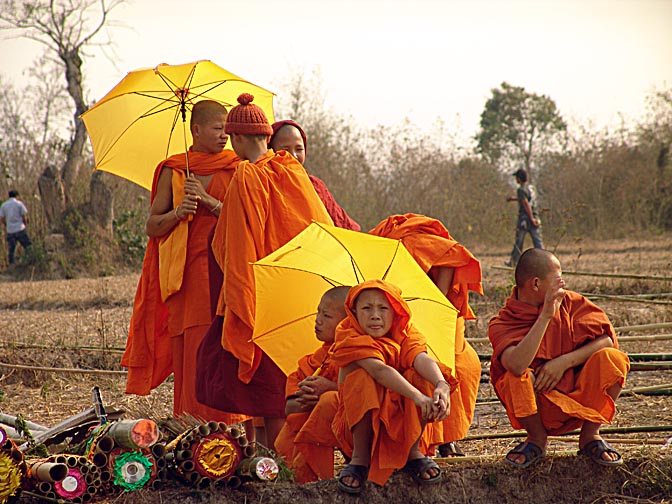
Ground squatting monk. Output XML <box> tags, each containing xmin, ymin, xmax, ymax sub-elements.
<box><xmin>331</xmin><ymin>279</ymin><xmax>455</xmax><ymax>494</ymax></box>
<box><xmin>194</xmin><ymin>93</ymin><xmax>333</xmax><ymax>451</ymax></box>
<box><xmin>369</xmin><ymin>213</ymin><xmax>483</xmax><ymax>457</ymax></box>
<box><xmin>488</xmin><ymin>248</ymin><xmax>630</xmax><ymax>468</ymax></box>
<box><xmin>275</xmin><ymin>286</ymin><xmax>349</xmax><ymax>483</ymax></box>
<box><xmin>122</xmin><ymin>100</ymin><xmax>248</xmax><ymax>426</ymax></box>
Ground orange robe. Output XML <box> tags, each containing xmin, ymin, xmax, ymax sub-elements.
<box><xmin>196</xmin><ymin>150</ymin><xmax>333</xmax><ymax>417</ymax></box>
<box><xmin>331</xmin><ymin>280</ymin><xmax>456</xmax><ymax>486</ymax></box>
<box><xmin>488</xmin><ymin>288</ymin><xmax>630</xmax><ymax>434</ymax></box>
<box><xmin>275</xmin><ymin>342</ymin><xmax>340</xmax><ymax>483</ymax></box>
<box><xmin>369</xmin><ymin>213</ymin><xmax>482</xmax><ymax>444</ymax></box>
<box><xmin>121</xmin><ymin>149</ymin><xmax>248</xmax><ymax>424</ymax></box>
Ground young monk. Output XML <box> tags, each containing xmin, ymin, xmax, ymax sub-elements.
<box><xmin>369</xmin><ymin>213</ymin><xmax>483</xmax><ymax>457</ymax></box>
<box><xmin>488</xmin><ymin>248</ymin><xmax>630</xmax><ymax>468</ymax></box>
<box><xmin>121</xmin><ymin>100</ymin><xmax>248</xmax><ymax>426</ymax></box>
<box><xmin>195</xmin><ymin>93</ymin><xmax>333</xmax><ymax>451</ymax></box>
<box><xmin>331</xmin><ymin>279</ymin><xmax>455</xmax><ymax>494</ymax></box>
<box><xmin>268</xmin><ymin>120</ymin><xmax>360</xmax><ymax>231</ymax></box>
<box><xmin>274</xmin><ymin>285</ymin><xmax>349</xmax><ymax>483</ymax></box>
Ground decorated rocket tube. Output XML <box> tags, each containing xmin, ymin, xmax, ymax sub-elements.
<box><xmin>166</xmin><ymin>423</ymin><xmax>247</xmax><ymax>486</ymax></box>
<box><xmin>0</xmin><ymin>426</ymin><xmax>25</xmax><ymax>504</ymax></box>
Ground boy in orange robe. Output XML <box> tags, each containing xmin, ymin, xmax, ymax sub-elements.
<box><xmin>369</xmin><ymin>213</ymin><xmax>483</xmax><ymax>456</ymax></box>
<box><xmin>121</xmin><ymin>100</ymin><xmax>248</xmax><ymax>425</ymax></box>
<box><xmin>275</xmin><ymin>286</ymin><xmax>349</xmax><ymax>483</ymax></box>
<box><xmin>331</xmin><ymin>279</ymin><xmax>456</xmax><ymax>494</ymax></box>
<box><xmin>488</xmin><ymin>248</ymin><xmax>630</xmax><ymax>468</ymax></box>
<box><xmin>195</xmin><ymin>94</ymin><xmax>333</xmax><ymax>451</ymax></box>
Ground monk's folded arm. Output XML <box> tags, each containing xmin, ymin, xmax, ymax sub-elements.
<box><xmin>412</xmin><ymin>352</ymin><xmax>447</xmax><ymax>389</ymax></box>
<box><xmin>500</xmin><ymin>312</ymin><xmax>554</xmax><ymax>376</ymax></box>
<box><xmin>554</xmin><ymin>334</ymin><xmax>614</xmax><ymax>370</ymax></box>
<box><xmin>355</xmin><ymin>357</ymin><xmax>427</xmax><ymax>404</ymax></box>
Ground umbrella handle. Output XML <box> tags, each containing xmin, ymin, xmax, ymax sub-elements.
<box><xmin>182</xmin><ymin>115</ymin><xmax>190</xmax><ymax>177</ymax></box>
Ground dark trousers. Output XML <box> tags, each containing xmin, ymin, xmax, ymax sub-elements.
<box><xmin>7</xmin><ymin>229</ymin><xmax>31</xmax><ymax>264</ymax></box>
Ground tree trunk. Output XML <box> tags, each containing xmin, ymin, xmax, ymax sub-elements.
<box><xmin>60</xmin><ymin>49</ymin><xmax>88</xmax><ymax>201</ymax></box>
<box><xmin>89</xmin><ymin>171</ymin><xmax>114</xmax><ymax>238</ymax></box>
<box><xmin>38</xmin><ymin>165</ymin><xmax>66</xmax><ymax>231</ymax></box>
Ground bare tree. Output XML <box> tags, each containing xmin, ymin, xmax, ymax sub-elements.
<box><xmin>0</xmin><ymin>0</ymin><xmax>124</xmax><ymax>229</ymax></box>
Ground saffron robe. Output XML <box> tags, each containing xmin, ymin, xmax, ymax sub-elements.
<box><xmin>369</xmin><ymin>213</ymin><xmax>482</xmax><ymax>444</ymax></box>
<box><xmin>195</xmin><ymin>150</ymin><xmax>333</xmax><ymax>417</ymax></box>
<box><xmin>275</xmin><ymin>342</ymin><xmax>340</xmax><ymax>483</ymax></box>
<box><xmin>331</xmin><ymin>280</ymin><xmax>456</xmax><ymax>486</ymax></box>
<box><xmin>488</xmin><ymin>288</ymin><xmax>630</xmax><ymax>434</ymax></box>
<box><xmin>121</xmin><ymin>149</ymin><xmax>248</xmax><ymax>423</ymax></box>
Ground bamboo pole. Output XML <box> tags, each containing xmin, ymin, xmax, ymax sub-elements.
<box><xmin>581</xmin><ymin>293</ymin><xmax>672</xmax><ymax>305</ymax></box>
<box><xmin>466</xmin><ymin>334</ymin><xmax>672</xmax><ymax>344</ymax></box>
<box><xmin>464</xmin><ymin>424</ymin><xmax>672</xmax><ymax>441</ymax></box>
<box><xmin>476</xmin><ymin>353</ymin><xmax>672</xmax><ymax>362</ymax></box>
<box><xmin>476</xmin><ymin>383</ymin><xmax>672</xmax><ymax>402</ymax></box>
<box><xmin>0</xmin><ymin>362</ymin><xmax>127</xmax><ymax>375</ymax></box>
<box><xmin>492</xmin><ymin>265</ymin><xmax>672</xmax><ymax>281</ymax></box>
<box><xmin>615</xmin><ymin>322</ymin><xmax>672</xmax><ymax>332</ymax></box>
<box><xmin>0</xmin><ymin>341</ymin><xmax>126</xmax><ymax>354</ymax></box>
<box><xmin>0</xmin><ymin>413</ymin><xmax>47</xmax><ymax>431</ymax></box>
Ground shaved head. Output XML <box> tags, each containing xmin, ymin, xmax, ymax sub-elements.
<box><xmin>515</xmin><ymin>248</ymin><xmax>558</xmax><ymax>287</ymax></box>
<box><xmin>322</xmin><ymin>285</ymin><xmax>350</xmax><ymax>308</ymax></box>
<box><xmin>190</xmin><ymin>100</ymin><xmax>228</xmax><ymax>130</ymax></box>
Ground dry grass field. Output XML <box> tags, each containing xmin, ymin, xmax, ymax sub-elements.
<box><xmin>0</xmin><ymin>235</ymin><xmax>671</xmax><ymax>503</ymax></box>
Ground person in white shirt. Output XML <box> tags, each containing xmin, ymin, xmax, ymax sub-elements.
<box><xmin>0</xmin><ymin>190</ymin><xmax>32</xmax><ymax>264</ymax></box>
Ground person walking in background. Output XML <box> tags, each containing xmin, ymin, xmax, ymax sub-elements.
<box><xmin>0</xmin><ymin>190</ymin><xmax>32</xmax><ymax>265</ymax></box>
<box><xmin>506</xmin><ymin>168</ymin><xmax>543</xmax><ymax>267</ymax></box>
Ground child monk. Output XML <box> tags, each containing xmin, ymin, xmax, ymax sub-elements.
<box><xmin>195</xmin><ymin>93</ymin><xmax>333</xmax><ymax>451</ymax></box>
<box><xmin>331</xmin><ymin>279</ymin><xmax>454</xmax><ymax>494</ymax></box>
<box><xmin>268</xmin><ymin>120</ymin><xmax>360</xmax><ymax>231</ymax></box>
<box><xmin>122</xmin><ymin>100</ymin><xmax>248</xmax><ymax>426</ymax></box>
<box><xmin>369</xmin><ymin>213</ymin><xmax>483</xmax><ymax>457</ymax></box>
<box><xmin>488</xmin><ymin>248</ymin><xmax>630</xmax><ymax>468</ymax></box>
<box><xmin>274</xmin><ymin>286</ymin><xmax>350</xmax><ymax>483</ymax></box>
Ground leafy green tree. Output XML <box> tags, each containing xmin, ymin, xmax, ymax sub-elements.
<box><xmin>475</xmin><ymin>82</ymin><xmax>567</xmax><ymax>173</ymax></box>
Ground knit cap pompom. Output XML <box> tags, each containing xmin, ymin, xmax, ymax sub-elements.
<box><xmin>237</xmin><ymin>93</ymin><xmax>254</xmax><ymax>105</ymax></box>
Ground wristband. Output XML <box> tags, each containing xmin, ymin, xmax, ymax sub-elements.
<box><xmin>174</xmin><ymin>205</ymin><xmax>182</xmax><ymax>221</ymax></box>
<box><xmin>435</xmin><ymin>379</ymin><xmax>449</xmax><ymax>388</ymax></box>
<box><xmin>211</xmin><ymin>200</ymin><xmax>223</xmax><ymax>213</ymax></box>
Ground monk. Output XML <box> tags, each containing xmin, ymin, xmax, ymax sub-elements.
<box><xmin>369</xmin><ymin>213</ymin><xmax>483</xmax><ymax>457</ymax></box>
<box><xmin>121</xmin><ymin>100</ymin><xmax>248</xmax><ymax>425</ymax></box>
<box><xmin>195</xmin><ymin>93</ymin><xmax>333</xmax><ymax>451</ymax></box>
<box><xmin>331</xmin><ymin>279</ymin><xmax>455</xmax><ymax>494</ymax></box>
<box><xmin>275</xmin><ymin>286</ymin><xmax>349</xmax><ymax>483</ymax></box>
<box><xmin>488</xmin><ymin>248</ymin><xmax>630</xmax><ymax>468</ymax></box>
<box><xmin>268</xmin><ymin>120</ymin><xmax>360</xmax><ymax>231</ymax></box>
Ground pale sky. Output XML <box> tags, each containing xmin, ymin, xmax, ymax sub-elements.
<box><xmin>2</xmin><ymin>0</ymin><xmax>671</xmax><ymax>146</ymax></box>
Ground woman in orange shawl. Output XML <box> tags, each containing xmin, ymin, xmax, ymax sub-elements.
<box><xmin>121</xmin><ymin>100</ymin><xmax>248</xmax><ymax>425</ymax></box>
<box><xmin>194</xmin><ymin>94</ymin><xmax>333</xmax><ymax>451</ymax></box>
<box><xmin>331</xmin><ymin>279</ymin><xmax>456</xmax><ymax>494</ymax></box>
<box><xmin>369</xmin><ymin>213</ymin><xmax>482</xmax><ymax>456</ymax></box>
<box><xmin>488</xmin><ymin>248</ymin><xmax>630</xmax><ymax>468</ymax></box>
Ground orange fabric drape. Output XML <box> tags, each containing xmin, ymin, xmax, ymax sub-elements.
<box><xmin>369</xmin><ymin>213</ymin><xmax>482</xmax><ymax>319</ymax></box>
<box><xmin>488</xmin><ymin>288</ymin><xmax>630</xmax><ymax>434</ymax></box>
<box><xmin>275</xmin><ymin>342</ymin><xmax>340</xmax><ymax>483</ymax></box>
<box><xmin>369</xmin><ymin>213</ymin><xmax>482</xmax><ymax>445</ymax></box>
<box><xmin>211</xmin><ymin>150</ymin><xmax>333</xmax><ymax>383</ymax></box>
<box><xmin>330</xmin><ymin>280</ymin><xmax>454</xmax><ymax>486</ymax></box>
<box><xmin>122</xmin><ymin>150</ymin><xmax>238</xmax><ymax>396</ymax></box>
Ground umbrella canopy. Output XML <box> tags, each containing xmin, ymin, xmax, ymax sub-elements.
<box><xmin>251</xmin><ymin>222</ymin><xmax>458</xmax><ymax>376</ymax></box>
<box><xmin>81</xmin><ymin>60</ymin><xmax>275</xmax><ymax>190</ymax></box>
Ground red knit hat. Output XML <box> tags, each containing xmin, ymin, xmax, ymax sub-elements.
<box><xmin>225</xmin><ymin>93</ymin><xmax>273</xmax><ymax>135</ymax></box>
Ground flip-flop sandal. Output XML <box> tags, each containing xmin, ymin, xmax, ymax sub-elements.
<box><xmin>337</xmin><ymin>464</ymin><xmax>369</xmax><ymax>494</ymax></box>
<box><xmin>438</xmin><ymin>441</ymin><xmax>465</xmax><ymax>457</ymax></box>
<box><xmin>403</xmin><ymin>456</ymin><xmax>442</xmax><ymax>485</ymax></box>
<box><xmin>578</xmin><ymin>439</ymin><xmax>623</xmax><ymax>466</ymax></box>
<box><xmin>505</xmin><ymin>441</ymin><xmax>545</xmax><ymax>468</ymax></box>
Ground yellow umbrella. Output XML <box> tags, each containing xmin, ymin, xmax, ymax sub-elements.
<box><xmin>81</xmin><ymin>60</ymin><xmax>275</xmax><ymax>190</ymax></box>
<box><xmin>251</xmin><ymin>222</ymin><xmax>458</xmax><ymax>376</ymax></box>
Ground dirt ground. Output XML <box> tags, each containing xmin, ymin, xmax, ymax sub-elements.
<box><xmin>0</xmin><ymin>236</ymin><xmax>671</xmax><ymax>503</ymax></box>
